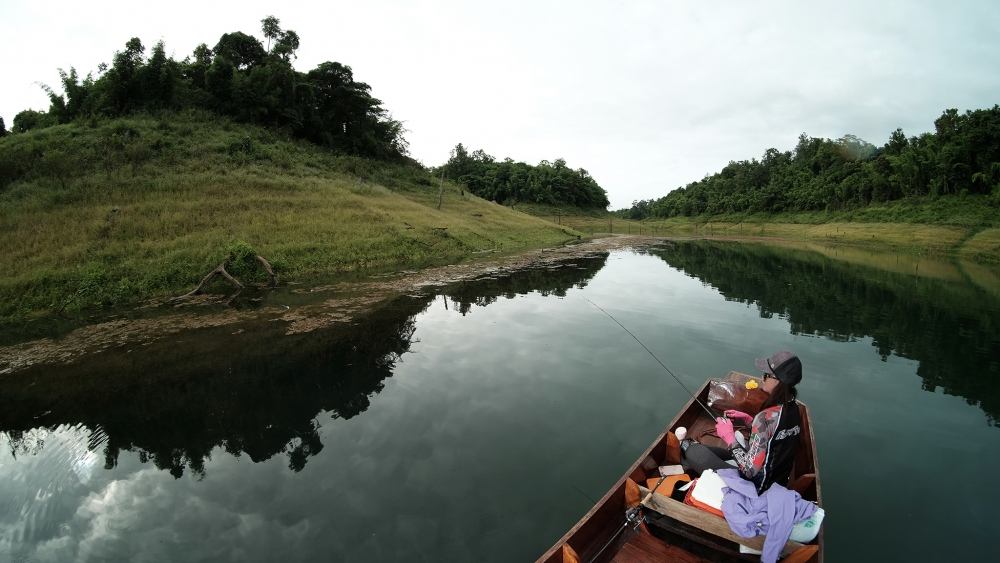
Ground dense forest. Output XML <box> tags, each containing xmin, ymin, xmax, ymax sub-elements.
<box><xmin>436</xmin><ymin>143</ymin><xmax>610</xmax><ymax>208</ymax></box>
<box><xmin>620</xmin><ymin>106</ymin><xmax>1000</xmax><ymax>219</ymax></box>
<box><xmin>3</xmin><ymin>17</ymin><xmax>408</xmax><ymax>159</ymax></box>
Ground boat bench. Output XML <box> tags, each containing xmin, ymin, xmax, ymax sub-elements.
<box><xmin>637</xmin><ymin>482</ymin><xmax>818</xmax><ymax>560</ymax></box>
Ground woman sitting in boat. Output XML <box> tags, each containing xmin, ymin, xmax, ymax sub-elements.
<box><xmin>681</xmin><ymin>351</ymin><xmax>803</xmax><ymax>494</ymax></box>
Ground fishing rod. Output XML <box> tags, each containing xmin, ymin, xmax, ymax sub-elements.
<box><xmin>582</xmin><ymin>297</ymin><xmax>717</xmax><ymax>419</ymax></box>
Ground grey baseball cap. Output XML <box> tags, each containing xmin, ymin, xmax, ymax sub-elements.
<box><xmin>755</xmin><ymin>351</ymin><xmax>802</xmax><ymax>385</ymax></box>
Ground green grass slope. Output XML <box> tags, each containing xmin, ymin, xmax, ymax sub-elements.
<box><xmin>0</xmin><ymin>111</ymin><xmax>579</xmax><ymax>322</ymax></box>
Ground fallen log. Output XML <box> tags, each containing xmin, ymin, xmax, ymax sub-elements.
<box><xmin>174</xmin><ymin>254</ymin><xmax>277</xmax><ymax>301</ymax></box>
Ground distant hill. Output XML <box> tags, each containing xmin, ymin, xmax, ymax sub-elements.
<box><xmin>619</xmin><ymin>105</ymin><xmax>1000</xmax><ymax>221</ymax></box>
<box><xmin>1</xmin><ymin>16</ymin><xmax>610</xmax><ymax>213</ymax></box>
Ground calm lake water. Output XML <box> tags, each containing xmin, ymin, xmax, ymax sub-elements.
<box><xmin>1</xmin><ymin>240</ymin><xmax>998</xmax><ymax>562</ymax></box>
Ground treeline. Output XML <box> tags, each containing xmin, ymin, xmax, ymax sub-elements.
<box><xmin>619</xmin><ymin>106</ymin><xmax>1000</xmax><ymax>219</ymax></box>
<box><xmin>3</xmin><ymin>16</ymin><xmax>407</xmax><ymax>160</ymax></box>
<box><xmin>437</xmin><ymin>143</ymin><xmax>609</xmax><ymax>208</ymax></box>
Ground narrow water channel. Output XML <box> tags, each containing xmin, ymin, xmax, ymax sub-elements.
<box><xmin>1</xmin><ymin>241</ymin><xmax>997</xmax><ymax>562</ymax></box>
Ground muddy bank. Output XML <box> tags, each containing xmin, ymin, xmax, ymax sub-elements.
<box><xmin>0</xmin><ymin>236</ymin><xmax>660</xmax><ymax>375</ymax></box>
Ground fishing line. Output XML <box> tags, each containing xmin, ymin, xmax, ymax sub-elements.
<box><xmin>570</xmin><ymin>483</ymin><xmax>598</xmax><ymax>505</ymax></box>
<box><xmin>582</xmin><ymin>296</ymin><xmax>716</xmax><ymax>418</ymax></box>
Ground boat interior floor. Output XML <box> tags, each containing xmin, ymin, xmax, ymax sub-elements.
<box><xmin>610</xmin><ymin>529</ymin><xmax>712</xmax><ymax>563</ymax></box>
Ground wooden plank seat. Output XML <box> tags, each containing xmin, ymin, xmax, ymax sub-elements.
<box><xmin>639</xmin><ymin>485</ymin><xmax>809</xmax><ymax>559</ymax></box>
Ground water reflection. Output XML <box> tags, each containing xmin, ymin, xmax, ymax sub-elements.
<box><xmin>0</xmin><ymin>255</ymin><xmax>608</xmax><ymax>479</ymax></box>
<box><xmin>648</xmin><ymin>240</ymin><xmax>1000</xmax><ymax>425</ymax></box>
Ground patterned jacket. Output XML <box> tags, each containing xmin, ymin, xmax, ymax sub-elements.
<box><xmin>729</xmin><ymin>400</ymin><xmax>802</xmax><ymax>494</ymax></box>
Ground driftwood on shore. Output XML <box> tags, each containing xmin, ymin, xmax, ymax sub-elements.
<box><xmin>254</xmin><ymin>255</ymin><xmax>277</xmax><ymax>286</ymax></box>
<box><xmin>174</xmin><ymin>255</ymin><xmax>276</xmax><ymax>301</ymax></box>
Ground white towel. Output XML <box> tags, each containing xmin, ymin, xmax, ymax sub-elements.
<box><xmin>691</xmin><ymin>469</ymin><xmax>726</xmax><ymax>510</ymax></box>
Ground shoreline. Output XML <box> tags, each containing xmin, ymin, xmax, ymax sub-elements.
<box><xmin>0</xmin><ymin>236</ymin><xmax>659</xmax><ymax>375</ymax></box>
<box><xmin>546</xmin><ymin>215</ymin><xmax>999</xmax><ymax>264</ymax></box>
<box><xmin>3</xmin><ymin>232</ymin><xmax>997</xmax><ymax>376</ymax></box>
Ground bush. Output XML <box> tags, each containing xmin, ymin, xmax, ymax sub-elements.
<box><xmin>0</xmin><ymin>141</ymin><xmax>36</xmax><ymax>189</ymax></box>
<box><xmin>224</xmin><ymin>240</ymin><xmax>264</xmax><ymax>282</ymax></box>
<box><xmin>12</xmin><ymin>110</ymin><xmax>56</xmax><ymax>133</ymax></box>
<box><xmin>226</xmin><ymin>135</ymin><xmax>258</xmax><ymax>165</ymax></box>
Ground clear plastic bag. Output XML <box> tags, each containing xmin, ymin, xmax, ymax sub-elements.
<box><xmin>707</xmin><ymin>372</ymin><xmax>769</xmax><ymax>416</ymax></box>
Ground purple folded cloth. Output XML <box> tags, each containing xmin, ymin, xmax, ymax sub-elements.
<box><xmin>717</xmin><ymin>468</ymin><xmax>816</xmax><ymax>563</ymax></box>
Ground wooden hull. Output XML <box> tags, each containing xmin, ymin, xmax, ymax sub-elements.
<box><xmin>537</xmin><ymin>375</ymin><xmax>823</xmax><ymax>563</ymax></box>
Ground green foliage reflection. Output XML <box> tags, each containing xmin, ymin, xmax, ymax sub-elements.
<box><xmin>651</xmin><ymin>241</ymin><xmax>1000</xmax><ymax>425</ymax></box>
<box><xmin>0</xmin><ymin>254</ymin><xmax>608</xmax><ymax>477</ymax></box>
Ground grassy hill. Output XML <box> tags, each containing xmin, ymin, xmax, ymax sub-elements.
<box><xmin>0</xmin><ymin>111</ymin><xmax>580</xmax><ymax>323</ymax></box>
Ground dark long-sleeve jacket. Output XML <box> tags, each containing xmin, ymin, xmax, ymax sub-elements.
<box><xmin>729</xmin><ymin>400</ymin><xmax>802</xmax><ymax>494</ymax></box>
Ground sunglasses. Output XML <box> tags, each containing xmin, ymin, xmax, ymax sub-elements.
<box><xmin>763</xmin><ymin>358</ymin><xmax>776</xmax><ymax>380</ymax></box>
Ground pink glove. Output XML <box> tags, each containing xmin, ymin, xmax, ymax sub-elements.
<box><xmin>724</xmin><ymin>409</ymin><xmax>753</xmax><ymax>425</ymax></box>
<box><xmin>715</xmin><ymin>417</ymin><xmax>736</xmax><ymax>446</ymax></box>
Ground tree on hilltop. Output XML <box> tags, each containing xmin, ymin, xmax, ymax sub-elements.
<box><xmin>261</xmin><ymin>16</ymin><xmax>281</xmax><ymax>51</ymax></box>
<box><xmin>7</xmin><ymin>19</ymin><xmax>409</xmax><ymax>160</ymax></box>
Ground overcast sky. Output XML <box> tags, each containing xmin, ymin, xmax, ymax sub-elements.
<box><xmin>3</xmin><ymin>0</ymin><xmax>999</xmax><ymax>208</ymax></box>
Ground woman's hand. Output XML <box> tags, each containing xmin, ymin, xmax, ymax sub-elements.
<box><xmin>715</xmin><ymin>417</ymin><xmax>736</xmax><ymax>447</ymax></box>
<box><xmin>723</xmin><ymin>409</ymin><xmax>753</xmax><ymax>425</ymax></box>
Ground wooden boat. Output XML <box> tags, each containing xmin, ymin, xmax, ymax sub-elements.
<box><xmin>537</xmin><ymin>373</ymin><xmax>823</xmax><ymax>563</ymax></box>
